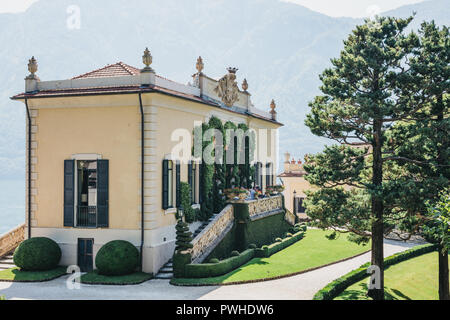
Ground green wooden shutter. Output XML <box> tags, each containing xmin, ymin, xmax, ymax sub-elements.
<box><xmin>199</xmin><ymin>163</ymin><xmax>203</xmax><ymax>203</ymax></box>
<box><xmin>97</xmin><ymin>159</ymin><xmax>109</xmax><ymax>227</ymax></box>
<box><xmin>162</xmin><ymin>159</ymin><xmax>169</xmax><ymax>209</ymax></box>
<box><xmin>64</xmin><ymin>160</ymin><xmax>75</xmax><ymax>227</ymax></box>
<box><xmin>176</xmin><ymin>160</ymin><xmax>181</xmax><ymax>207</ymax></box>
<box><xmin>188</xmin><ymin>161</ymin><xmax>192</xmax><ymax>187</ymax></box>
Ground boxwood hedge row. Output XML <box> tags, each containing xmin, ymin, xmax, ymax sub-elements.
<box><xmin>180</xmin><ymin>230</ymin><xmax>306</xmax><ymax>278</ymax></box>
<box><xmin>313</xmin><ymin>243</ymin><xmax>438</xmax><ymax>300</ymax></box>
<box><xmin>255</xmin><ymin>231</ymin><xmax>305</xmax><ymax>258</ymax></box>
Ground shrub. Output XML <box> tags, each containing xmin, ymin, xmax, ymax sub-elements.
<box><xmin>175</xmin><ymin>220</ymin><xmax>193</xmax><ymax>252</ymax></box>
<box><xmin>275</xmin><ymin>237</ymin><xmax>282</xmax><ymax>242</ymax></box>
<box><xmin>230</xmin><ymin>250</ymin><xmax>240</xmax><ymax>257</ymax></box>
<box><xmin>209</xmin><ymin>258</ymin><xmax>220</xmax><ymax>263</ymax></box>
<box><xmin>173</xmin><ymin>251</ymin><xmax>192</xmax><ymax>278</ymax></box>
<box><xmin>285</xmin><ymin>232</ymin><xmax>293</xmax><ymax>237</ymax></box>
<box><xmin>255</xmin><ymin>231</ymin><xmax>305</xmax><ymax>258</ymax></box>
<box><xmin>95</xmin><ymin>240</ymin><xmax>139</xmax><ymax>276</ymax></box>
<box><xmin>180</xmin><ymin>182</ymin><xmax>196</xmax><ymax>223</ymax></box>
<box><xmin>248</xmin><ymin>243</ymin><xmax>257</xmax><ymax>249</ymax></box>
<box><xmin>14</xmin><ymin>237</ymin><xmax>61</xmax><ymax>271</ymax></box>
<box><xmin>184</xmin><ymin>249</ymin><xmax>255</xmax><ymax>278</ymax></box>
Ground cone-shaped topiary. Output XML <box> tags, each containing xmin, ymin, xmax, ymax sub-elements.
<box><xmin>13</xmin><ymin>237</ymin><xmax>61</xmax><ymax>271</ymax></box>
<box><xmin>175</xmin><ymin>219</ymin><xmax>193</xmax><ymax>252</ymax></box>
<box><xmin>95</xmin><ymin>240</ymin><xmax>139</xmax><ymax>276</ymax></box>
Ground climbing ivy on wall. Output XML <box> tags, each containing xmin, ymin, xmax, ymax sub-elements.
<box><xmin>194</xmin><ymin>117</ymin><xmax>256</xmax><ymax>220</ymax></box>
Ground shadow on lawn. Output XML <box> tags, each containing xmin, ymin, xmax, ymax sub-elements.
<box><xmin>337</xmin><ymin>282</ymin><xmax>412</xmax><ymax>300</ymax></box>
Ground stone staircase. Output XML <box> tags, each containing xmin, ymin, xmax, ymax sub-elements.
<box><xmin>153</xmin><ymin>215</ymin><xmax>216</xmax><ymax>279</ymax></box>
<box><xmin>192</xmin><ymin>214</ymin><xmax>217</xmax><ymax>238</ymax></box>
<box><xmin>154</xmin><ymin>258</ymin><xmax>174</xmax><ymax>279</ymax></box>
<box><xmin>0</xmin><ymin>253</ymin><xmax>16</xmax><ymax>271</ymax></box>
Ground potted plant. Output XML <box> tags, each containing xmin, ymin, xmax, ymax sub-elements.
<box><xmin>273</xmin><ymin>184</ymin><xmax>285</xmax><ymax>193</ymax></box>
<box><xmin>224</xmin><ymin>188</ymin><xmax>236</xmax><ymax>200</ymax></box>
<box><xmin>237</xmin><ymin>187</ymin><xmax>249</xmax><ymax>200</ymax></box>
<box><xmin>266</xmin><ymin>186</ymin><xmax>277</xmax><ymax>195</ymax></box>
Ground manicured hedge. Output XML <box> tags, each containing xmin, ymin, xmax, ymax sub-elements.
<box><xmin>13</xmin><ymin>237</ymin><xmax>61</xmax><ymax>271</ymax></box>
<box><xmin>177</xmin><ymin>230</ymin><xmax>307</xmax><ymax>279</ymax></box>
<box><xmin>255</xmin><ymin>231</ymin><xmax>305</xmax><ymax>258</ymax></box>
<box><xmin>184</xmin><ymin>249</ymin><xmax>256</xmax><ymax>278</ymax></box>
<box><xmin>95</xmin><ymin>240</ymin><xmax>139</xmax><ymax>276</ymax></box>
<box><xmin>313</xmin><ymin>243</ymin><xmax>438</xmax><ymax>300</ymax></box>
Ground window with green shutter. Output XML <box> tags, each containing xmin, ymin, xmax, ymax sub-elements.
<box><xmin>64</xmin><ymin>160</ymin><xmax>75</xmax><ymax>227</ymax></box>
<box><xmin>162</xmin><ymin>159</ymin><xmax>174</xmax><ymax>209</ymax></box>
<box><xmin>64</xmin><ymin>158</ymin><xmax>108</xmax><ymax>228</ymax></box>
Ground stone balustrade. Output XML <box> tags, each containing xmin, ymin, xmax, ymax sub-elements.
<box><xmin>191</xmin><ymin>204</ymin><xmax>234</xmax><ymax>263</ymax></box>
<box><xmin>0</xmin><ymin>224</ymin><xmax>25</xmax><ymax>258</ymax></box>
<box><xmin>248</xmin><ymin>195</ymin><xmax>283</xmax><ymax>219</ymax></box>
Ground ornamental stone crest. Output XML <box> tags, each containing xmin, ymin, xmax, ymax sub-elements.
<box><xmin>214</xmin><ymin>67</ymin><xmax>239</xmax><ymax>107</ymax></box>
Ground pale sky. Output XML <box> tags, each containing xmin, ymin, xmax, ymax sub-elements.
<box><xmin>0</xmin><ymin>0</ymin><xmax>428</xmax><ymax>17</ymax></box>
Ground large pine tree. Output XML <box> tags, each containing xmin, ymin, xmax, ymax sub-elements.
<box><xmin>303</xmin><ymin>16</ymin><xmax>438</xmax><ymax>300</ymax></box>
<box><xmin>387</xmin><ymin>21</ymin><xmax>449</xmax><ymax>299</ymax></box>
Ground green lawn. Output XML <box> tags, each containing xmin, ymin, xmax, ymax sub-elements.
<box><xmin>172</xmin><ymin>228</ymin><xmax>370</xmax><ymax>285</ymax></box>
<box><xmin>0</xmin><ymin>267</ymin><xmax>66</xmax><ymax>282</ymax></box>
<box><xmin>80</xmin><ymin>270</ymin><xmax>153</xmax><ymax>285</ymax></box>
<box><xmin>335</xmin><ymin>252</ymin><xmax>448</xmax><ymax>300</ymax></box>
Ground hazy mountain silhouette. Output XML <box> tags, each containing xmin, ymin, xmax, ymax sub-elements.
<box><xmin>0</xmin><ymin>0</ymin><xmax>448</xmax><ymax>179</ymax></box>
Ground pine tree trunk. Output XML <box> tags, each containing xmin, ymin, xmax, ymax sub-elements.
<box><xmin>435</xmin><ymin>95</ymin><xmax>449</xmax><ymax>301</ymax></box>
<box><xmin>438</xmin><ymin>245</ymin><xmax>450</xmax><ymax>300</ymax></box>
<box><xmin>367</xmin><ymin>118</ymin><xmax>385</xmax><ymax>300</ymax></box>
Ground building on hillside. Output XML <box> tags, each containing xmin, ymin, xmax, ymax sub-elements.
<box><xmin>278</xmin><ymin>151</ymin><xmax>313</xmax><ymax>220</ymax></box>
<box><xmin>11</xmin><ymin>50</ymin><xmax>282</xmax><ymax>274</ymax></box>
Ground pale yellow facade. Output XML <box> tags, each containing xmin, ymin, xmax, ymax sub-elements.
<box><xmin>279</xmin><ymin>152</ymin><xmax>314</xmax><ymax>219</ymax></box>
<box><xmin>15</xmin><ymin>59</ymin><xmax>282</xmax><ymax>274</ymax></box>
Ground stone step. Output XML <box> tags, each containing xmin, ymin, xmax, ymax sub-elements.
<box><xmin>165</xmin><ymin>262</ymin><xmax>173</xmax><ymax>268</ymax></box>
<box><xmin>0</xmin><ymin>263</ymin><xmax>14</xmax><ymax>269</ymax></box>
<box><xmin>154</xmin><ymin>272</ymin><xmax>173</xmax><ymax>279</ymax></box>
<box><xmin>159</xmin><ymin>267</ymin><xmax>173</xmax><ymax>273</ymax></box>
<box><xmin>1</xmin><ymin>259</ymin><xmax>14</xmax><ymax>264</ymax></box>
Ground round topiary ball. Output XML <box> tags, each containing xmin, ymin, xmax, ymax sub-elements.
<box><xmin>95</xmin><ymin>240</ymin><xmax>139</xmax><ymax>276</ymax></box>
<box><xmin>13</xmin><ymin>237</ymin><xmax>61</xmax><ymax>271</ymax></box>
<box><xmin>230</xmin><ymin>250</ymin><xmax>240</xmax><ymax>257</ymax></box>
<box><xmin>275</xmin><ymin>237</ymin><xmax>282</xmax><ymax>242</ymax></box>
<box><xmin>248</xmin><ymin>243</ymin><xmax>257</xmax><ymax>249</ymax></box>
<box><xmin>209</xmin><ymin>258</ymin><xmax>219</xmax><ymax>263</ymax></box>
<box><xmin>285</xmin><ymin>232</ymin><xmax>293</xmax><ymax>237</ymax></box>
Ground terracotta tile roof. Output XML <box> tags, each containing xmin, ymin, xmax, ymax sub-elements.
<box><xmin>11</xmin><ymin>61</ymin><xmax>283</xmax><ymax>126</ymax></box>
<box><xmin>278</xmin><ymin>172</ymin><xmax>306</xmax><ymax>177</ymax></box>
<box><xmin>72</xmin><ymin>62</ymin><xmax>141</xmax><ymax>79</ymax></box>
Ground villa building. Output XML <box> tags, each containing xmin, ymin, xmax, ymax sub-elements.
<box><xmin>278</xmin><ymin>152</ymin><xmax>312</xmax><ymax>220</ymax></box>
<box><xmin>11</xmin><ymin>49</ymin><xmax>282</xmax><ymax>274</ymax></box>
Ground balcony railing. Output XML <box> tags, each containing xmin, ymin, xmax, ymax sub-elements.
<box><xmin>77</xmin><ymin>206</ymin><xmax>97</xmax><ymax>228</ymax></box>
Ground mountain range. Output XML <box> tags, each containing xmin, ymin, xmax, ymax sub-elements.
<box><xmin>0</xmin><ymin>0</ymin><xmax>448</xmax><ymax>180</ymax></box>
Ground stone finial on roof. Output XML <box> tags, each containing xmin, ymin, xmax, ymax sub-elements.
<box><xmin>141</xmin><ymin>47</ymin><xmax>153</xmax><ymax>72</ymax></box>
<box><xmin>242</xmin><ymin>78</ymin><xmax>248</xmax><ymax>92</ymax></box>
<box><xmin>270</xmin><ymin>99</ymin><xmax>277</xmax><ymax>120</ymax></box>
<box><xmin>196</xmin><ymin>56</ymin><xmax>204</xmax><ymax>74</ymax></box>
<box><xmin>26</xmin><ymin>56</ymin><xmax>39</xmax><ymax>80</ymax></box>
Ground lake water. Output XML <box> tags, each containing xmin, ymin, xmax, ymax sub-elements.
<box><xmin>0</xmin><ymin>179</ymin><xmax>25</xmax><ymax>235</ymax></box>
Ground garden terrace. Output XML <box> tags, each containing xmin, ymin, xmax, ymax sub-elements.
<box><xmin>190</xmin><ymin>195</ymin><xmax>286</xmax><ymax>264</ymax></box>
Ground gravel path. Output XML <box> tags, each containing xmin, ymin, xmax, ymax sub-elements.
<box><xmin>0</xmin><ymin>239</ymin><xmax>418</xmax><ymax>300</ymax></box>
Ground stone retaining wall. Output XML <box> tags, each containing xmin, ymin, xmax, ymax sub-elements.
<box><xmin>0</xmin><ymin>224</ymin><xmax>25</xmax><ymax>258</ymax></box>
<box><xmin>191</xmin><ymin>205</ymin><xmax>234</xmax><ymax>263</ymax></box>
